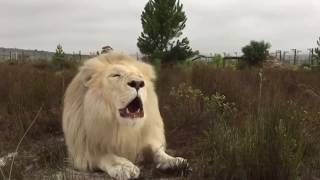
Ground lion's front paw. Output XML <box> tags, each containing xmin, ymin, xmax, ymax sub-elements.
<box><xmin>156</xmin><ymin>156</ymin><xmax>188</xmax><ymax>170</ymax></box>
<box><xmin>107</xmin><ymin>162</ymin><xmax>140</xmax><ymax>180</ymax></box>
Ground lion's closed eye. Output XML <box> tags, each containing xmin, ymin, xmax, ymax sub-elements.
<box><xmin>110</xmin><ymin>74</ymin><xmax>121</xmax><ymax>78</ymax></box>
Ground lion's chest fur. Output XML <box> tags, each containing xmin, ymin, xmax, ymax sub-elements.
<box><xmin>95</xmin><ymin>123</ymin><xmax>144</xmax><ymax>162</ymax></box>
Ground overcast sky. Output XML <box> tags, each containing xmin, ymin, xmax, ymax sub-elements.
<box><xmin>0</xmin><ymin>0</ymin><xmax>319</xmax><ymax>55</ymax></box>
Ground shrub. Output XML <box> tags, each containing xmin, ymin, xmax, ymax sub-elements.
<box><xmin>210</xmin><ymin>54</ymin><xmax>223</xmax><ymax>68</ymax></box>
<box><xmin>168</xmin><ymin>83</ymin><xmax>206</xmax><ymax>126</ymax></box>
<box><xmin>241</xmin><ymin>40</ymin><xmax>271</xmax><ymax>67</ymax></box>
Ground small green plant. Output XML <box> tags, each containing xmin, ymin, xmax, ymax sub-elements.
<box><xmin>167</xmin><ymin>83</ymin><xmax>238</xmax><ymax>131</ymax></box>
<box><xmin>52</xmin><ymin>44</ymin><xmax>66</xmax><ymax>70</ymax></box>
<box><xmin>168</xmin><ymin>83</ymin><xmax>205</xmax><ymax>125</ymax></box>
<box><xmin>210</xmin><ymin>54</ymin><xmax>223</xmax><ymax>68</ymax></box>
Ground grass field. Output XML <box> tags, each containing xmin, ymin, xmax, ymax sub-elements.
<box><xmin>0</xmin><ymin>61</ymin><xmax>319</xmax><ymax>179</ymax></box>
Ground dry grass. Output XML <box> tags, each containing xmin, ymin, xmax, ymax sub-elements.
<box><xmin>0</xmin><ymin>61</ymin><xmax>319</xmax><ymax>179</ymax></box>
<box><xmin>157</xmin><ymin>63</ymin><xmax>320</xmax><ymax>179</ymax></box>
<box><xmin>0</xmin><ymin>63</ymin><xmax>75</xmax><ymax>179</ymax></box>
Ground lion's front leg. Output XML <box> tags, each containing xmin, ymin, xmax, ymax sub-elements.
<box><xmin>97</xmin><ymin>154</ymin><xmax>140</xmax><ymax>180</ymax></box>
<box><xmin>153</xmin><ymin>147</ymin><xmax>189</xmax><ymax>171</ymax></box>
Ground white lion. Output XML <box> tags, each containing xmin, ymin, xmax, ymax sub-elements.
<box><xmin>62</xmin><ymin>52</ymin><xmax>188</xmax><ymax>179</ymax></box>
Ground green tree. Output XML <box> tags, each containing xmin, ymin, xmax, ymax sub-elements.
<box><xmin>52</xmin><ymin>44</ymin><xmax>66</xmax><ymax>69</ymax></box>
<box><xmin>314</xmin><ymin>37</ymin><xmax>320</xmax><ymax>65</ymax></box>
<box><xmin>241</xmin><ymin>40</ymin><xmax>271</xmax><ymax>67</ymax></box>
<box><xmin>137</xmin><ymin>0</ymin><xmax>194</xmax><ymax>63</ymax></box>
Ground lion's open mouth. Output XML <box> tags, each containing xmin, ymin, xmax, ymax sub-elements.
<box><xmin>119</xmin><ymin>97</ymin><xmax>144</xmax><ymax>119</ymax></box>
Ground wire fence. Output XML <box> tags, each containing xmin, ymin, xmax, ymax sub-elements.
<box><xmin>194</xmin><ymin>48</ymin><xmax>320</xmax><ymax>67</ymax></box>
<box><xmin>1</xmin><ymin>47</ymin><xmax>319</xmax><ymax>66</ymax></box>
<box><xmin>0</xmin><ymin>48</ymin><xmax>93</xmax><ymax>63</ymax></box>
<box><xmin>270</xmin><ymin>49</ymin><xmax>319</xmax><ymax>66</ymax></box>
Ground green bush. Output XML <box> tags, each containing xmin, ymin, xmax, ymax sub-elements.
<box><xmin>168</xmin><ymin>83</ymin><xmax>206</xmax><ymax>126</ymax></box>
<box><xmin>210</xmin><ymin>54</ymin><xmax>223</xmax><ymax>68</ymax></box>
<box><xmin>241</xmin><ymin>40</ymin><xmax>271</xmax><ymax>67</ymax></box>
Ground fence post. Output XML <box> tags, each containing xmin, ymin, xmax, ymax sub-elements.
<box><xmin>308</xmin><ymin>48</ymin><xmax>314</xmax><ymax>65</ymax></box>
<box><xmin>223</xmin><ymin>52</ymin><xmax>226</xmax><ymax>68</ymax></box>
<box><xmin>276</xmin><ymin>50</ymin><xmax>282</xmax><ymax>61</ymax></box>
<box><xmin>21</xmin><ymin>51</ymin><xmax>24</xmax><ymax>63</ymax></box>
<box><xmin>316</xmin><ymin>48</ymin><xmax>319</xmax><ymax>65</ymax></box>
<box><xmin>291</xmin><ymin>49</ymin><xmax>297</xmax><ymax>65</ymax></box>
<box><xmin>283</xmin><ymin>51</ymin><xmax>288</xmax><ymax>63</ymax></box>
<box><xmin>279</xmin><ymin>50</ymin><xmax>282</xmax><ymax>61</ymax></box>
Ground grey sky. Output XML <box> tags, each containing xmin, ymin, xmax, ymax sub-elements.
<box><xmin>0</xmin><ymin>0</ymin><xmax>319</xmax><ymax>55</ymax></box>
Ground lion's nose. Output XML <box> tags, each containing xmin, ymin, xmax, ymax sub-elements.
<box><xmin>127</xmin><ymin>80</ymin><xmax>145</xmax><ymax>90</ymax></box>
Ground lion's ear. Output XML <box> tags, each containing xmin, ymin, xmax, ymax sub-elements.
<box><xmin>80</xmin><ymin>59</ymin><xmax>104</xmax><ymax>87</ymax></box>
<box><xmin>80</xmin><ymin>66</ymin><xmax>95</xmax><ymax>87</ymax></box>
<box><xmin>139</xmin><ymin>62</ymin><xmax>156</xmax><ymax>81</ymax></box>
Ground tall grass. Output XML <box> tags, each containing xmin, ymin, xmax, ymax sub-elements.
<box><xmin>203</xmin><ymin>100</ymin><xmax>317</xmax><ymax>179</ymax></box>
<box><xmin>0</xmin><ymin>63</ymin><xmax>75</xmax><ymax>179</ymax></box>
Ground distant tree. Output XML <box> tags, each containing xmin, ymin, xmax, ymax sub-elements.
<box><xmin>101</xmin><ymin>46</ymin><xmax>113</xmax><ymax>54</ymax></box>
<box><xmin>314</xmin><ymin>37</ymin><xmax>320</xmax><ymax>64</ymax></box>
<box><xmin>52</xmin><ymin>44</ymin><xmax>66</xmax><ymax>69</ymax></box>
<box><xmin>241</xmin><ymin>40</ymin><xmax>271</xmax><ymax>67</ymax></box>
<box><xmin>137</xmin><ymin>0</ymin><xmax>195</xmax><ymax>63</ymax></box>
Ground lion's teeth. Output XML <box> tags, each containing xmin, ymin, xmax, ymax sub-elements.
<box><xmin>126</xmin><ymin>108</ymin><xmax>129</xmax><ymax>114</ymax></box>
<box><xmin>137</xmin><ymin>109</ymin><xmax>140</xmax><ymax>113</ymax></box>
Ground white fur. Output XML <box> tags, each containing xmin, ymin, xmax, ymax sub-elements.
<box><xmin>62</xmin><ymin>52</ymin><xmax>187</xmax><ymax>179</ymax></box>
